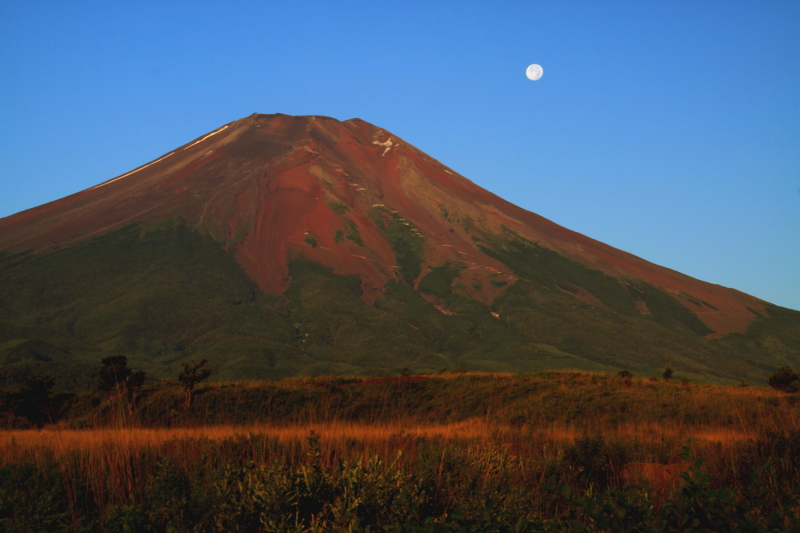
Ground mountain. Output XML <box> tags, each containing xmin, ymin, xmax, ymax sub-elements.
<box><xmin>1</xmin><ymin>113</ymin><xmax>798</xmax><ymax>388</ymax></box>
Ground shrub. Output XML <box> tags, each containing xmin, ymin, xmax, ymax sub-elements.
<box><xmin>562</xmin><ymin>435</ymin><xmax>627</xmax><ymax>490</ymax></box>
<box><xmin>98</xmin><ymin>355</ymin><xmax>132</xmax><ymax>392</ymax></box>
<box><xmin>17</xmin><ymin>375</ymin><xmax>55</xmax><ymax>427</ymax></box>
<box><xmin>768</xmin><ymin>366</ymin><xmax>800</xmax><ymax>393</ymax></box>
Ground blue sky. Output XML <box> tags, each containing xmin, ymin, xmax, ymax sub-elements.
<box><xmin>1</xmin><ymin>1</ymin><xmax>798</xmax><ymax>310</ymax></box>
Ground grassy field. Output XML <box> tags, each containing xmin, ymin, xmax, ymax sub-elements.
<box><xmin>2</xmin><ymin>372</ymin><xmax>800</xmax><ymax>531</ymax></box>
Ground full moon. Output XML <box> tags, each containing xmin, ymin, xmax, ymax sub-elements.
<box><xmin>526</xmin><ymin>64</ymin><xmax>543</xmax><ymax>81</ymax></box>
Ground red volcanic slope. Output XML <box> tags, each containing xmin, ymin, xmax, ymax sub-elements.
<box><xmin>0</xmin><ymin>113</ymin><xmax>766</xmax><ymax>336</ymax></box>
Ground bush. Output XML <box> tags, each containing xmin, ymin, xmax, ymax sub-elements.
<box><xmin>562</xmin><ymin>435</ymin><xmax>628</xmax><ymax>490</ymax></box>
<box><xmin>768</xmin><ymin>366</ymin><xmax>800</xmax><ymax>393</ymax></box>
<box><xmin>98</xmin><ymin>356</ymin><xmax>131</xmax><ymax>392</ymax></box>
<box><xmin>17</xmin><ymin>375</ymin><xmax>55</xmax><ymax>428</ymax></box>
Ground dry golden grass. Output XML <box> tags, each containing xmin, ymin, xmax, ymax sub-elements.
<box><xmin>4</xmin><ymin>373</ymin><xmax>794</xmax><ymax>471</ymax></box>
<box><xmin>0</xmin><ymin>420</ymin><xmax>496</xmax><ymax>463</ymax></box>
<box><xmin>5</xmin><ymin>372</ymin><xmax>800</xmax><ymax>530</ymax></box>
<box><xmin>3</xmin><ymin>374</ymin><xmax>797</xmax><ymax>489</ymax></box>
<box><xmin>0</xmin><ymin>418</ymin><xmax>765</xmax><ymax>467</ymax></box>
<box><xmin>0</xmin><ymin>418</ymin><xmax>766</xmax><ymax>519</ymax></box>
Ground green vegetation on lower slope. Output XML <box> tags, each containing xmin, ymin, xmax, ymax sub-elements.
<box><xmin>417</xmin><ymin>262</ymin><xmax>465</xmax><ymax>299</ymax></box>
<box><xmin>713</xmin><ymin>304</ymin><xmax>800</xmax><ymax>374</ymax></box>
<box><xmin>476</xmin><ymin>227</ymin><xmax>713</xmax><ymax>337</ymax></box>
<box><xmin>281</xmin><ymin>259</ymin><xmax>449</xmax><ymax>375</ymax></box>
<box><xmin>1</xmin><ymin>218</ymin><xmax>799</xmax><ymax>390</ymax></box>
<box><xmin>0</xmin><ymin>340</ymin><xmax>95</xmax><ymax>390</ymax></box>
<box><xmin>746</xmin><ymin>305</ymin><xmax>800</xmax><ymax>349</ymax></box>
<box><xmin>0</xmin><ymin>218</ymin><xmax>294</xmax><ymax>384</ymax></box>
<box><xmin>368</xmin><ymin>206</ymin><xmax>425</xmax><ymax>284</ymax></box>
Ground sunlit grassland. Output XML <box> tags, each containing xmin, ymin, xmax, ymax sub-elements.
<box><xmin>3</xmin><ymin>372</ymin><xmax>797</xmax><ymax>477</ymax></box>
<box><xmin>2</xmin><ymin>372</ymin><xmax>800</xmax><ymax>531</ymax></box>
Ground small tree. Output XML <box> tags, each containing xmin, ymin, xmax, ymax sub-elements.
<box><xmin>125</xmin><ymin>370</ymin><xmax>146</xmax><ymax>413</ymax></box>
<box><xmin>768</xmin><ymin>366</ymin><xmax>800</xmax><ymax>393</ymax></box>
<box><xmin>178</xmin><ymin>359</ymin><xmax>212</xmax><ymax>408</ymax></box>
<box><xmin>18</xmin><ymin>375</ymin><xmax>55</xmax><ymax>428</ymax></box>
<box><xmin>98</xmin><ymin>355</ymin><xmax>132</xmax><ymax>392</ymax></box>
<box><xmin>617</xmin><ymin>370</ymin><xmax>633</xmax><ymax>386</ymax></box>
<box><xmin>98</xmin><ymin>356</ymin><xmax>146</xmax><ymax>414</ymax></box>
<box><xmin>662</xmin><ymin>366</ymin><xmax>674</xmax><ymax>382</ymax></box>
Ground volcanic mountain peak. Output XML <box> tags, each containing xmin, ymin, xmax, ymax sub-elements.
<box><xmin>3</xmin><ymin>113</ymin><xmax>797</xmax><ymax>388</ymax></box>
<box><xmin>0</xmin><ymin>113</ymin><xmax>765</xmax><ymax>336</ymax></box>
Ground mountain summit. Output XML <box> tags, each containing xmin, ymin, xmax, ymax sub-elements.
<box><xmin>1</xmin><ymin>114</ymin><xmax>798</xmax><ymax>385</ymax></box>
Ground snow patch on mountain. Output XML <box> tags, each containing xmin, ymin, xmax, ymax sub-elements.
<box><xmin>372</xmin><ymin>137</ymin><xmax>393</xmax><ymax>156</ymax></box>
<box><xmin>185</xmin><ymin>125</ymin><xmax>229</xmax><ymax>149</ymax></box>
<box><xmin>90</xmin><ymin>151</ymin><xmax>175</xmax><ymax>190</ymax></box>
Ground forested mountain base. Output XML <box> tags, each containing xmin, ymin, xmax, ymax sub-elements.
<box><xmin>3</xmin><ymin>220</ymin><xmax>800</xmax><ymax>390</ymax></box>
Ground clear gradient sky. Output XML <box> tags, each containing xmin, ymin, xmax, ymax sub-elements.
<box><xmin>1</xmin><ymin>2</ymin><xmax>798</xmax><ymax>310</ymax></box>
